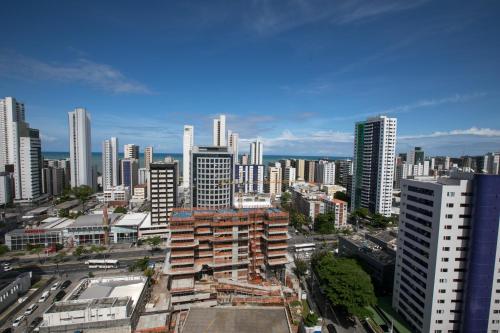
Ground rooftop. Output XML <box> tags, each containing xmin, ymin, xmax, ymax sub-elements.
<box><xmin>114</xmin><ymin>212</ymin><xmax>149</xmax><ymax>226</ymax></box>
<box><xmin>181</xmin><ymin>307</ymin><xmax>290</xmax><ymax>333</ymax></box>
<box><xmin>340</xmin><ymin>234</ymin><xmax>395</xmax><ymax>265</ymax></box>
<box><xmin>41</xmin><ymin>217</ymin><xmax>75</xmax><ymax>229</ymax></box>
<box><xmin>71</xmin><ymin>213</ymin><xmax>121</xmax><ymax>227</ymax></box>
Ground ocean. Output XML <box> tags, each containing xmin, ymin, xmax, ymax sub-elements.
<box><xmin>42</xmin><ymin>152</ymin><xmax>349</xmax><ymax>174</ymax></box>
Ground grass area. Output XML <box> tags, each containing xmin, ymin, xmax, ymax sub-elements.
<box><xmin>32</xmin><ymin>278</ymin><xmax>48</xmax><ymax>289</ymax></box>
<box><xmin>376</xmin><ymin>296</ymin><xmax>412</xmax><ymax>333</ymax></box>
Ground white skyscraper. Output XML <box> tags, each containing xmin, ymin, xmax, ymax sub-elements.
<box><xmin>352</xmin><ymin>116</ymin><xmax>397</xmax><ymax>217</ymax></box>
<box><xmin>124</xmin><ymin>144</ymin><xmax>139</xmax><ymax>159</ymax></box>
<box><xmin>1</xmin><ymin>97</ymin><xmax>42</xmax><ymax>201</ymax></box>
<box><xmin>316</xmin><ymin>160</ymin><xmax>336</xmax><ymax>185</ymax></box>
<box><xmin>144</xmin><ymin>146</ymin><xmax>153</xmax><ymax>169</ymax></box>
<box><xmin>250</xmin><ymin>139</ymin><xmax>263</xmax><ymax>165</ymax></box>
<box><xmin>102</xmin><ymin>137</ymin><xmax>119</xmax><ymax>190</ymax></box>
<box><xmin>212</xmin><ymin>114</ymin><xmax>226</xmax><ymax>146</ymax></box>
<box><xmin>228</xmin><ymin>130</ymin><xmax>239</xmax><ymax>164</ymax></box>
<box><xmin>68</xmin><ymin>107</ymin><xmax>92</xmax><ymax>188</ymax></box>
<box><xmin>182</xmin><ymin>125</ymin><xmax>194</xmax><ymax>188</ymax></box>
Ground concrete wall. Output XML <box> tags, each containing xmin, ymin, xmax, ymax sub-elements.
<box><xmin>0</xmin><ymin>272</ymin><xmax>32</xmax><ymax>313</ymax></box>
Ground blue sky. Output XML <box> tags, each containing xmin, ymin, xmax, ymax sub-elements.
<box><xmin>1</xmin><ymin>0</ymin><xmax>500</xmax><ymax>156</ymax></box>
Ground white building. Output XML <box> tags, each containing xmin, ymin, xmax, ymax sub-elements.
<box><xmin>138</xmin><ymin>167</ymin><xmax>149</xmax><ymax>185</ymax></box>
<box><xmin>68</xmin><ymin>107</ymin><xmax>92</xmax><ymax>188</ymax></box>
<box><xmin>393</xmin><ymin>173</ymin><xmax>500</xmax><ymax>333</ymax></box>
<box><xmin>19</xmin><ymin>133</ymin><xmax>41</xmax><ymax>200</ymax></box>
<box><xmin>183</xmin><ymin>125</ymin><xmax>194</xmax><ymax>188</ymax></box>
<box><xmin>102</xmin><ymin>137</ymin><xmax>119</xmax><ymax>190</ymax></box>
<box><xmin>234</xmin><ymin>164</ymin><xmax>264</xmax><ymax>194</ymax></box>
<box><xmin>228</xmin><ymin>130</ymin><xmax>239</xmax><ymax>164</ymax></box>
<box><xmin>0</xmin><ymin>172</ymin><xmax>12</xmax><ymax>205</ymax></box>
<box><xmin>124</xmin><ymin>143</ymin><xmax>139</xmax><ymax>159</ymax></box>
<box><xmin>266</xmin><ymin>166</ymin><xmax>282</xmax><ymax>198</ymax></box>
<box><xmin>212</xmin><ymin>114</ymin><xmax>226</xmax><ymax>146</ymax></box>
<box><xmin>144</xmin><ymin>146</ymin><xmax>153</xmax><ymax>169</ymax></box>
<box><xmin>283</xmin><ymin>166</ymin><xmax>296</xmax><ymax>188</ymax></box>
<box><xmin>233</xmin><ymin>193</ymin><xmax>271</xmax><ymax>209</ymax></box>
<box><xmin>102</xmin><ymin>185</ymin><xmax>130</xmax><ymax>203</ymax></box>
<box><xmin>352</xmin><ymin>116</ymin><xmax>397</xmax><ymax>216</ymax></box>
<box><xmin>250</xmin><ymin>139</ymin><xmax>263</xmax><ymax>165</ymax></box>
<box><xmin>316</xmin><ymin>160</ymin><xmax>335</xmax><ymax>185</ymax></box>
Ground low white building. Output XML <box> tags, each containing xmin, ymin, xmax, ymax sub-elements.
<box><xmin>102</xmin><ymin>185</ymin><xmax>130</xmax><ymax>203</ymax></box>
<box><xmin>233</xmin><ymin>193</ymin><xmax>272</xmax><ymax>209</ymax></box>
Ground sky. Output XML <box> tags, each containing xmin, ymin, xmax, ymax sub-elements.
<box><xmin>1</xmin><ymin>0</ymin><xmax>500</xmax><ymax>156</ymax></box>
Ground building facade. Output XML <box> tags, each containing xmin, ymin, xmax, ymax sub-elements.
<box><xmin>234</xmin><ymin>164</ymin><xmax>264</xmax><ymax>194</ymax></box>
<box><xmin>121</xmin><ymin>158</ymin><xmax>139</xmax><ymax>189</ymax></box>
<box><xmin>183</xmin><ymin>125</ymin><xmax>194</xmax><ymax>188</ymax></box>
<box><xmin>212</xmin><ymin>115</ymin><xmax>226</xmax><ymax>146</ymax></box>
<box><xmin>266</xmin><ymin>166</ymin><xmax>282</xmax><ymax>199</ymax></box>
<box><xmin>335</xmin><ymin>159</ymin><xmax>353</xmax><ymax>188</ymax></box>
<box><xmin>124</xmin><ymin>144</ymin><xmax>139</xmax><ymax>160</ymax></box>
<box><xmin>250</xmin><ymin>139</ymin><xmax>263</xmax><ymax>165</ymax></box>
<box><xmin>149</xmin><ymin>161</ymin><xmax>178</xmax><ymax>224</ymax></box>
<box><xmin>102</xmin><ymin>137</ymin><xmax>119</xmax><ymax>190</ymax></box>
<box><xmin>68</xmin><ymin>107</ymin><xmax>92</xmax><ymax>188</ymax></box>
<box><xmin>144</xmin><ymin>146</ymin><xmax>153</xmax><ymax>169</ymax></box>
<box><xmin>316</xmin><ymin>160</ymin><xmax>335</xmax><ymax>185</ymax></box>
<box><xmin>352</xmin><ymin>116</ymin><xmax>397</xmax><ymax>216</ymax></box>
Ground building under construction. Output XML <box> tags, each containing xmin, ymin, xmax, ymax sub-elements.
<box><xmin>165</xmin><ymin>208</ymin><xmax>291</xmax><ymax>308</ymax></box>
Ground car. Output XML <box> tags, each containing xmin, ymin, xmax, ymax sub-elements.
<box><xmin>61</xmin><ymin>280</ymin><xmax>72</xmax><ymax>289</ymax></box>
<box><xmin>4</xmin><ymin>265</ymin><xmax>12</xmax><ymax>271</ymax></box>
<box><xmin>24</xmin><ymin>303</ymin><xmax>38</xmax><ymax>315</ymax></box>
<box><xmin>327</xmin><ymin>324</ymin><xmax>338</xmax><ymax>333</ymax></box>
<box><xmin>38</xmin><ymin>291</ymin><xmax>50</xmax><ymax>303</ymax></box>
<box><xmin>28</xmin><ymin>317</ymin><xmax>43</xmax><ymax>331</ymax></box>
<box><xmin>50</xmin><ymin>281</ymin><xmax>60</xmax><ymax>291</ymax></box>
<box><xmin>12</xmin><ymin>315</ymin><xmax>25</xmax><ymax>327</ymax></box>
<box><xmin>54</xmin><ymin>290</ymin><xmax>66</xmax><ymax>302</ymax></box>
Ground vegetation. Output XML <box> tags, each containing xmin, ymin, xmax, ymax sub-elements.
<box><xmin>73</xmin><ymin>246</ymin><xmax>88</xmax><ymax>258</ymax></box>
<box><xmin>0</xmin><ymin>244</ymin><xmax>9</xmax><ymax>256</ymax></box>
<box><xmin>280</xmin><ymin>191</ymin><xmax>291</xmax><ymax>208</ymax></box>
<box><xmin>312</xmin><ymin>251</ymin><xmax>376</xmax><ymax>318</ymax></box>
<box><xmin>303</xmin><ymin>311</ymin><xmax>319</xmax><ymax>327</ymax></box>
<box><xmin>113</xmin><ymin>206</ymin><xmax>128</xmax><ymax>214</ymax></box>
<box><xmin>145</xmin><ymin>236</ymin><xmax>162</xmax><ymax>253</ymax></box>
<box><xmin>333</xmin><ymin>191</ymin><xmax>348</xmax><ymax>202</ymax></box>
<box><xmin>28</xmin><ymin>245</ymin><xmax>44</xmax><ymax>263</ymax></box>
<box><xmin>350</xmin><ymin>208</ymin><xmax>397</xmax><ymax>228</ymax></box>
<box><xmin>290</xmin><ymin>210</ymin><xmax>310</xmax><ymax>230</ymax></box>
<box><xmin>314</xmin><ymin>212</ymin><xmax>336</xmax><ymax>234</ymax></box>
<box><xmin>144</xmin><ymin>268</ymin><xmax>155</xmax><ymax>278</ymax></box>
<box><xmin>294</xmin><ymin>258</ymin><xmax>308</xmax><ymax>278</ymax></box>
<box><xmin>129</xmin><ymin>256</ymin><xmax>150</xmax><ymax>272</ymax></box>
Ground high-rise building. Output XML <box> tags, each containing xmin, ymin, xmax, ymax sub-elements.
<box><xmin>483</xmin><ymin>152</ymin><xmax>500</xmax><ymax>174</ymax></box>
<box><xmin>144</xmin><ymin>146</ymin><xmax>153</xmax><ymax>169</ymax></box>
<box><xmin>228</xmin><ymin>131</ymin><xmax>239</xmax><ymax>164</ymax></box>
<box><xmin>0</xmin><ymin>172</ymin><xmax>13</xmax><ymax>205</ymax></box>
<box><xmin>316</xmin><ymin>160</ymin><xmax>335</xmax><ymax>185</ymax></box>
<box><xmin>120</xmin><ymin>159</ymin><xmax>138</xmax><ymax>189</ymax></box>
<box><xmin>149</xmin><ymin>161</ymin><xmax>178</xmax><ymax>224</ymax></box>
<box><xmin>266</xmin><ymin>166</ymin><xmax>282</xmax><ymax>198</ymax></box>
<box><xmin>393</xmin><ymin>173</ymin><xmax>500</xmax><ymax>333</ymax></box>
<box><xmin>138</xmin><ymin>167</ymin><xmax>149</xmax><ymax>185</ymax></box>
<box><xmin>241</xmin><ymin>154</ymin><xmax>249</xmax><ymax>165</ymax></box>
<box><xmin>182</xmin><ymin>125</ymin><xmax>194</xmax><ymax>188</ymax></box>
<box><xmin>304</xmin><ymin>160</ymin><xmax>316</xmax><ymax>183</ymax></box>
<box><xmin>68</xmin><ymin>107</ymin><xmax>92</xmax><ymax>188</ymax></box>
<box><xmin>234</xmin><ymin>164</ymin><xmax>264</xmax><ymax>194</ymax></box>
<box><xmin>283</xmin><ymin>166</ymin><xmax>296</xmax><ymax>189</ymax></box>
<box><xmin>191</xmin><ymin>146</ymin><xmax>233</xmax><ymax>209</ymax></box>
<box><xmin>124</xmin><ymin>144</ymin><xmax>139</xmax><ymax>160</ymax></box>
<box><xmin>292</xmin><ymin>159</ymin><xmax>305</xmax><ymax>181</ymax></box>
<box><xmin>407</xmin><ymin>146</ymin><xmax>425</xmax><ymax>165</ymax></box>
<box><xmin>335</xmin><ymin>159</ymin><xmax>353</xmax><ymax>188</ymax></box>
<box><xmin>352</xmin><ymin>116</ymin><xmax>397</xmax><ymax>217</ymax></box>
<box><xmin>102</xmin><ymin>137</ymin><xmax>119</xmax><ymax>190</ymax></box>
<box><xmin>1</xmin><ymin>97</ymin><xmax>42</xmax><ymax>201</ymax></box>
<box><xmin>212</xmin><ymin>115</ymin><xmax>226</xmax><ymax>146</ymax></box>
<box><xmin>250</xmin><ymin>139</ymin><xmax>263</xmax><ymax>165</ymax></box>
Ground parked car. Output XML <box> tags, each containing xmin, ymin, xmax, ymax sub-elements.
<box><xmin>327</xmin><ymin>324</ymin><xmax>338</xmax><ymax>333</ymax></box>
<box><xmin>54</xmin><ymin>290</ymin><xmax>66</xmax><ymax>302</ymax></box>
<box><xmin>24</xmin><ymin>303</ymin><xmax>38</xmax><ymax>315</ymax></box>
<box><xmin>50</xmin><ymin>281</ymin><xmax>60</xmax><ymax>291</ymax></box>
<box><xmin>61</xmin><ymin>280</ymin><xmax>72</xmax><ymax>289</ymax></box>
<box><xmin>28</xmin><ymin>317</ymin><xmax>43</xmax><ymax>331</ymax></box>
<box><xmin>12</xmin><ymin>315</ymin><xmax>25</xmax><ymax>327</ymax></box>
<box><xmin>38</xmin><ymin>291</ymin><xmax>50</xmax><ymax>303</ymax></box>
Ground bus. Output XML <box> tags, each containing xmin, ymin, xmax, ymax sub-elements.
<box><xmin>294</xmin><ymin>243</ymin><xmax>316</xmax><ymax>253</ymax></box>
<box><xmin>84</xmin><ymin>259</ymin><xmax>119</xmax><ymax>269</ymax></box>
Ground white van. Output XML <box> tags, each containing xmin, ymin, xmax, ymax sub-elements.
<box><xmin>50</xmin><ymin>281</ymin><xmax>60</xmax><ymax>291</ymax></box>
<box><xmin>38</xmin><ymin>291</ymin><xmax>50</xmax><ymax>303</ymax></box>
<box><xmin>24</xmin><ymin>303</ymin><xmax>38</xmax><ymax>315</ymax></box>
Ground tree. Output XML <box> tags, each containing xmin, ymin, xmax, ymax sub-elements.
<box><xmin>145</xmin><ymin>236</ymin><xmax>162</xmax><ymax>253</ymax></box>
<box><xmin>72</xmin><ymin>185</ymin><xmax>93</xmax><ymax>211</ymax></box>
<box><xmin>280</xmin><ymin>192</ymin><xmax>292</xmax><ymax>209</ymax></box>
<box><xmin>294</xmin><ymin>258</ymin><xmax>308</xmax><ymax>277</ymax></box>
<box><xmin>90</xmin><ymin>245</ymin><xmax>106</xmax><ymax>258</ymax></box>
<box><xmin>144</xmin><ymin>268</ymin><xmax>155</xmax><ymax>279</ymax></box>
<box><xmin>114</xmin><ymin>206</ymin><xmax>128</xmax><ymax>214</ymax></box>
<box><xmin>58</xmin><ymin>208</ymin><xmax>69</xmax><ymax>218</ymax></box>
<box><xmin>29</xmin><ymin>245</ymin><xmax>44</xmax><ymax>263</ymax></box>
<box><xmin>303</xmin><ymin>312</ymin><xmax>319</xmax><ymax>327</ymax></box>
<box><xmin>314</xmin><ymin>212</ymin><xmax>336</xmax><ymax>234</ymax></box>
<box><xmin>0</xmin><ymin>244</ymin><xmax>9</xmax><ymax>256</ymax></box>
<box><xmin>333</xmin><ymin>191</ymin><xmax>348</xmax><ymax>202</ymax></box>
<box><xmin>73</xmin><ymin>246</ymin><xmax>86</xmax><ymax>259</ymax></box>
<box><xmin>290</xmin><ymin>211</ymin><xmax>309</xmax><ymax>229</ymax></box>
<box><xmin>312</xmin><ymin>252</ymin><xmax>376</xmax><ymax>318</ymax></box>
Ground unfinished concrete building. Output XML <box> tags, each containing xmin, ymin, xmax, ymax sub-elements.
<box><xmin>165</xmin><ymin>208</ymin><xmax>290</xmax><ymax>308</ymax></box>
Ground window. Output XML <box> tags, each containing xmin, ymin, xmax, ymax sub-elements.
<box><xmin>443</xmin><ymin>236</ymin><xmax>451</xmax><ymax>240</ymax></box>
<box><xmin>445</xmin><ymin>214</ymin><xmax>453</xmax><ymax>219</ymax></box>
<box><xmin>446</xmin><ymin>203</ymin><xmax>454</xmax><ymax>208</ymax></box>
<box><xmin>447</xmin><ymin>192</ymin><xmax>455</xmax><ymax>197</ymax></box>
<box><xmin>444</xmin><ymin>225</ymin><xmax>452</xmax><ymax>229</ymax></box>
<box><xmin>441</xmin><ymin>258</ymin><xmax>449</xmax><ymax>262</ymax></box>
<box><xmin>442</xmin><ymin>247</ymin><xmax>450</xmax><ymax>251</ymax></box>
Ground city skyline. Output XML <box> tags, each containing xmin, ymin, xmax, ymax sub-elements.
<box><xmin>1</xmin><ymin>1</ymin><xmax>499</xmax><ymax>156</ymax></box>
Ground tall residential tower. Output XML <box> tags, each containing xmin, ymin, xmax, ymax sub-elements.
<box><xmin>212</xmin><ymin>114</ymin><xmax>226</xmax><ymax>146</ymax></box>
<box><xmin>102</xmin><ymin>137</ymin><xmax>119</xmax><ymax>190</ymax></box>
<box><xmin>68</xmin><ymin>108</ymin><xmax>92</xmax><ymax>188</ymax></box>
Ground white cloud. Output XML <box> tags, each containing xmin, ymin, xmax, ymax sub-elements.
<box><xmin>399</xmin><ymin>127</ymin><xmax>500</xmax><ymax>140</ymax></box>
<box><xmin>0</xmin><ymin>51</ymin><xmax>151</xmax><ymax>94</ymax></box>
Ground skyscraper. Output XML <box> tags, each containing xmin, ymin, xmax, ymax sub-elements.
<box><xmin>102</xmin><ymin>137</ymin><xmax>119</xmax><ymax>190</ymax></box>
<box><xmin>182</xmin><ymin>125</ymin><xmax>194</xmax><ymax>188</ymax></box>
<box><xmin>234</xmin><ymin>164</ymin><xmax>264</xmax><ymax>194</ymax></box>
<box><xmin>266</xmin><ymin>165</ymin><xmax>282</xmax><ymax>198</ymax></box>
<box><xmin>1</xmin><ymin>97</ymin><xmax>42</xmax><ymax>201</ymax></box>
<box><xmin>228</xmin><ymin>130</ymin><xmax>239</xmax><ymax>164</ymax></box>
<box><xmin>352</xmin><ymin>116</ymin><xmax>397</xmax><ymax>217</ymax></box>
<box><xmin>120</xmin><ymin>158</ymin><xmax>138</xmax><ymax>189</ymax></box>
<box><xmin>334</xmin><ymin>159</ymin><xmax>353</xmax><ymax>188</ymax></box>
<box><xmin>393</xmin><ymin>173</ymin><xmax>500</xmax><ymax>333</ymax></box>
<box><xmin>68</xmin><ymin>107</ymin><xmax>92</xmax><ymax>188</ymax></box>
<box><xmin>124</xmin><ymin>144</ymin><xmax>139</xmax><ymax>160</ymax></box>
<box><xmin>250</xmin><ymin>139</ymin><xmax>263</xmax><ymax>165</ymax></box>
<box><xmin>292</xmin><ymin>159</ymin><xmax>305</xmax><ymax>181</ymax></box>
<box><xmin>144</xmin><ymin>146</ymin><xmax>153</xmax><ymax>169</ymax></box>
<box><xmin>149</xmin><ymin>161</ymin><xmax>178</xmax><ymax>224</ymax></box>
<box><xmin>212</xmin><ymin>114</ymin><xmax>226</xmax><ymax>146</ymax></box>
<box><xmin>191</xmin><ymin>146</ymin><xmax>233</xmax><ymax>209</ymax></box>
<box><xmin>316</xmin><ymin>160</ymin><xmax>335</xmax><ymax>185</ymax></box>
<box><xmin>304</xmin><ymin>160</ymin><xmax>316</xmax><ymax>183</ymax></box>
<box><xmin>407</xmin><ymin>146</ymin><xmax>425</xmax><ymax>165</ymax></box>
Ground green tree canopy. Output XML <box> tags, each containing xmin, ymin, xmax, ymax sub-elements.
<box><xmin>290</xmin><ymin>211</ymin><xmax>309</xmax><ymax>229</ymax></box>
<box><xmin>0</xmin><ymin>244</ymin><xmax>9</xmax><ymax>256</ymax></box>
<box><xmin>333</xmin><ymin>191</ymin><xmax>348</xmax><ymax>202</ymax></box>
<box><xmin>72</xmin><ymin>185</ymin><xmax>93</xmax><ymax>202</ymax></box>
<box><xmin>314</xmin><ymin>212</ymin><xmax>336</xmax><ymax>234</ymax></box>
<box><xmin>280</xmin><ymin>192</ymin><xmax>291</xmax><ymax>208</ymax></box>
<box><xmin>114</xmin><ymin>206</ymin><xmax>128</xmax><ymax>214</ymax></box>
<box><xmin>294</xmin><ymin>258</ymin><xmax>308</xmax><ymax>277</ymax></box>
<box><xmin>312</xmin><ymin>252</ymin><xmax>376</xmax><ymax>318</ymax></box>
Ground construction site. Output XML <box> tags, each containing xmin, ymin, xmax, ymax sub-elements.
<box><xmin>163</xmin><ymin>207</ymin><xmax>299</xmax><ymax>332</ymax></box>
